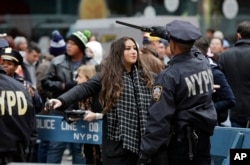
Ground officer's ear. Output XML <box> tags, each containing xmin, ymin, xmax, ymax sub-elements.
<box><xmin>170</xmin><ymin>40</ymin><xmax>177</xmax><ymax>54</ymax></box>
<box><xmin>167</xmin><ymin>40</ymin><xmax>172</xmax><ymax>55</ymax></box>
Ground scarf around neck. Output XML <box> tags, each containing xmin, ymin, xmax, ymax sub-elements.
<box><xmin>106</xmin><ymin>65</ymin><xmax>152</xmax><ymax>154</ymax></box>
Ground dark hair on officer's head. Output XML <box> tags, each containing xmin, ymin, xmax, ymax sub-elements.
<box><xmin>237</xmin><ymin>21</ymin><xmax>250</xmax><ymax>39</ymax></box>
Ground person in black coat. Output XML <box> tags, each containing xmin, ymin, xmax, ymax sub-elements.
<box><xmin>41</xmin><ymin>31</ymin><xmax>91</xmax><ymax>164</ymax></box>
<box><xmin>219</xmin><ymin>21</ymin><xmax>250</xmax><ymax>128</ymax></box>
<box><xmin>0</xmin><ymin>65</ymin><xmax>36</xmax><ymax>164</ymax></box>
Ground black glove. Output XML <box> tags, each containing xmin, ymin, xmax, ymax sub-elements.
<box><xmin>136</xmin><ymin>154</ymin><xmax>150</xmax><ymax>165</ymax></box>
<box><xmin>150</xmin><ymin>26</ymin><xmax>168</xmax><ymax>40</ymax></box>
<box><xmin>64</xmin><ymin>81</ymin><xmax>77</xmax><ymax>90</ymax></box>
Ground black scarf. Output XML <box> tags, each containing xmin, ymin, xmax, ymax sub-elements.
<box><xmin>107</xmin><ymin>65</ymin><xmax>152</xmax><ymax>153</ymax></box>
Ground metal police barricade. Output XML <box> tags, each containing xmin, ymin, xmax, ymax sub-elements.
<box><xmin>36</xmin><ymin>115</ymin><xmax>102</xmax><ymax>144</ymax></box>
<box><xmin>210</xmin><ymin>126</ymin><xmax>250</xmax><ymax>165</ymax></box>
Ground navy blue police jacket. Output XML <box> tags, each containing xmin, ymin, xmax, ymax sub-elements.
<box><xmin>0</xmin><ymin>67</ymin><xmax>36</xmax><ymax>153</ymax></box>
<box><xmin>140</xmin><ymin>50</ymin><xmax>217</xmax><ymax>156</ymax></box>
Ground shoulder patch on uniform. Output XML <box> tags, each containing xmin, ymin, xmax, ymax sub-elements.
<box><xmin>152</xmin><ymin>86</ymin><xmax>163</xmax><ymax>101</ymax></box>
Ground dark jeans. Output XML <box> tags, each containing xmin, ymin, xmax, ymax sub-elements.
<box><xmin>37</xmin><ymin>140</ymin><xmax>50</xmax><ymax>163</ymax></box>
<box><xmin>102</xmin><ymin>139</ymin><xmax>138</xmax><ymax>165</ymax></box>
<box><xmin>46</xmin><ymin>142</ymin><xmax>85</xmax><ymax>164</ymax></box>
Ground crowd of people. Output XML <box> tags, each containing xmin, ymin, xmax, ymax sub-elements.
<box><xmin>0</xmin><ymin>20</ymin><xmax>250</xmax><ymax>165</ymax></box>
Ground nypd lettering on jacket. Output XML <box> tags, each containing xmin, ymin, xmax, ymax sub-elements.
<box><xmin>184</xmin><ymin>69</ymin><xmax>213</xmax><ymax>97</ymax></box>
<box><xmin>0</xmin><ymin>90</ymin><xmax>27</xmax><ymax>115</ymax></box>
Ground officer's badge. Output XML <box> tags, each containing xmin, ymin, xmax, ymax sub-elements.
<box><xmin>4</xmin><ymin>47</ymin><xmax>12</xmax><ymax>53</ymax></box>
<box><xmin>152</xmin><ymin>86</ymin><xmax>163</xmax><ymax>101</ymax></box>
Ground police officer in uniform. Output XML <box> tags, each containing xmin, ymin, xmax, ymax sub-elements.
<box><xmin>137</xmin><ymin>20</ymin><xmax>217</xmax><ymax>165</ymax></box>
<box><xmin>0</xmin><ymin>47</ymin><xmax>43</xmax><ymax>114</ymax></box>
<box><xmin>0</xmin><ymin>47</ymin><xmax>41</xmax><ymax>162</ymax></box>
<box><xmin>0</xmin><ymin>59</ymin><xmax>36</xmax><ymax>164</ymax></box>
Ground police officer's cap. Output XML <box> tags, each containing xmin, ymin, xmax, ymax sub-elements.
<box><xmin>0</xmin><ymin>47</ymin><xmax>23</xmax><ymax>65</ymax></box>
<box><xmin>166</xmin><ymin>20</ymin><xmax>201</xmax><ymax>43</ymax></box>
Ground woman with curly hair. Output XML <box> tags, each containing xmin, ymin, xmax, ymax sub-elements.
<box><xmin>47</xmin><ymin>36</ymin><xmax>155</xmax><ymax>165</ymax></box>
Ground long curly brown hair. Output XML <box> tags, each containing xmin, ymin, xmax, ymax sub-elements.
<box><xmin>99</xmin><ymin>36</ymin><xmax>154</xmax><ymax>114</ymax></box>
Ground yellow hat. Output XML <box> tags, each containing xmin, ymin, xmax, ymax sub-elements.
<box><xmin>143</xmin><ymin>32</ymin><xmax>160</xmax><ymax>44</ymax></box>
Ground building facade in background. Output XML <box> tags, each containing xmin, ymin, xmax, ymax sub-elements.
<box><xmin>0</xmin><ymin>0</ymin><xmax>249</xmax><ymax>43</ymax></box>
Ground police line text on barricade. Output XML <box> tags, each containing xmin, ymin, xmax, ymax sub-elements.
<box><xmin>36</xmin><ymin>115</ymin><xmax>102</xmax><ymax>144</ymax></box>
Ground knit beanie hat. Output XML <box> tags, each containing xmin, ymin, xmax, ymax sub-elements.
<box><xmin>49</xmin><ymin>30</ymin><xmax>66</xmax><ymax>56</ymax></box>
<box><xmin>86</xmin><ymin>41</ymin><xmax>103</xmax><ymax>64</ymax></box>
<box><xmin>83</xmin><ymin>29</ymin><xmax>91</xmax><ymax>41</ymax></box>
<box><xmin>68</xmin><ymin>31</ymin><xmax>88</xmax><ymax>53</ymax></box>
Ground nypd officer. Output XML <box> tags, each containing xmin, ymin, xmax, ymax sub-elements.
<box><xmin>0</xmin><ymin>47</ymin><xmax>43</xmax><ymax>112</ymax></box>
<box><xmin>0</xmin><ymin>47</ymin><xmax>24</xmax><ymax>80</ymax></box>
<box><xmin>137</xmin><ymin>20</ymin><xmax>217</xmax><ymax>165</ymax></box>
<box><xmin>0</xmin><ymin>66</ymin><xmax>36</xmax><ymax>164</ymax></box>
<box><xmin>0</xmin><ymin>47</ymin><xmax>42</xmax><ymax>162</ymax></box>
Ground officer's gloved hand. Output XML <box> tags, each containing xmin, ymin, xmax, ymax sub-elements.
<box><xmin>150</xmin><ymin>26</ymin><xmax>168</xmax><ymax>40</ymax></box>
<box><xmin>136</xmin><ymin>154</ymin><xmax>150</xmax><ymax>165</ymax></box>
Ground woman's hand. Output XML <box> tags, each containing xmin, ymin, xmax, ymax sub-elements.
<box><xmin>83</xmin><ymin>110</ymin><xmax>97</xmax><ymax>122</ymax></box>
<box><xmin>44</xmin><ymin>99</ymin><xmax>62</xmax><ymax>111</ymax></box>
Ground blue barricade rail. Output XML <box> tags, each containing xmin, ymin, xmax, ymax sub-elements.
<box><xmin>36</xmin><ymin>115</ymin><xmax>102</xmax><ymax>144</ymax></box>
<box><xmin>36</xmin><ymin>116</ymin><xmax>250</xmax><ymax>164</ymax></box>
<box><xmin>210</xmin><ymin>126</ymin><xmax>250</xmax><ymax>165</ymax></box>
